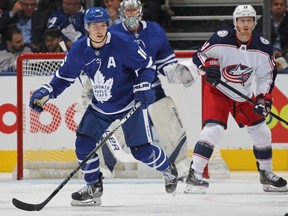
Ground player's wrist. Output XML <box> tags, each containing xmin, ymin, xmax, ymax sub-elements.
<box><xmin>133</xmin><ymin>82</ymin><xmax>151</xmax><ymax>93</ymax></box>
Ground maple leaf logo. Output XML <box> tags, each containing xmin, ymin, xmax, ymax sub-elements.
<box><xmin>90</xmin><ymin>61</ymin><xmax>114</xmax><ymax>103</ymax></box>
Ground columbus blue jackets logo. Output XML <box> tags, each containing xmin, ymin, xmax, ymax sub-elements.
<box><xmin>222</xmin><ymin>64</ymin><xmax>253</xmax><ymax>85</ymax></box>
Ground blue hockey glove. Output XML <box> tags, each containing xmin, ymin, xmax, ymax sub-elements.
<box><xmin>133</xmin><ymin>82</ymin><xmax>155</xmax><ymax>109</ymax></box>
<box><xmin>29</xmin><ymin>84</ymin><xmax>53</xmax><ymax>112</ymax></box>
<box><xmin>205</xmin><ymin>58</ymin><xmax>221</xmax><ymax>86</ymax></box>
<box><xmin>253</xmin><ymin>94</ymin><xmax>272</xmax><ymax>117</ymax></box>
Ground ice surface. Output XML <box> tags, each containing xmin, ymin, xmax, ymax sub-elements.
<box><xmin>1</xmin><ymin>172</ymin><xmax>288</xmax><ymax>216</ymax></box>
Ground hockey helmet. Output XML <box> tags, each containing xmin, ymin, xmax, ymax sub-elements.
<box><xmin>119</xmin><ymin>0</ymin><xmax>142</xmax><ymax>28</ymax></box>
<box><xmin>84</xmin><ymin>7</ymin><xmax>109</xmax><ymax>25</ymax></box>
<box><xmin>233</xmin><ymin>5</ymin><xmax>257</xmax><ymax>26</ymax></box>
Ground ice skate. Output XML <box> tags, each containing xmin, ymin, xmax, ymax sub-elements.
<box><xmin>256</xmin><ymin>162</ymin><xmax>288</xmax><ymax>192</ymax></box>
<box><xmin>71</xmin><ymin>173</ymin><xmax>103</xmax><ymax>206</ymax></box>
<box><xmin>184</xmin><ymin>162</ymin><xmax>209</xmax><ymax>194</ymax></box>
<box><xmin>163</xmin><ymin>163</ymin><xmax>178</xmax><ymax>195</ymax></box>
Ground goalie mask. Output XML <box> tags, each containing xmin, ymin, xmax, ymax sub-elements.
<box><xmin>233</xmin><ymin>5</ymin><xmax>257</xmax><ymax>27</ymax></box>
<box><xmin>119</xmin><ymin>0</ymin><xmax>142</xmax><ymax>29</ymax></box>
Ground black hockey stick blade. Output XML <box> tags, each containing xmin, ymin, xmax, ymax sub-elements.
<box><xmin>12</xmin><ymin>198</ymin><xmax>48</xmax><ymax>211</ymax></box>
<box><xmin>12</xmin><ymin>102</ymin><xmax>141</xmax><ymax>211</ymax></box>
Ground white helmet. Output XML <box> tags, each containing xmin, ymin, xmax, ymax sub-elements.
<box><xmin>233</xmin><ymin>5</ymin><xmax>257</xmax><ymax>26</ymax></box>
<box><xmin>119</xmin><ymin>0</ymin><xmax>142</xmax><ymax>28</ymax></box>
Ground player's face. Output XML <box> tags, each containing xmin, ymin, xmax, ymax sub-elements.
<box><xmin>122</xmin><ymin>5</ymin><xmax>140</xmax><ymax>31</ymax></box>
<box><xmin>88</xmin><ymin>22</ymin><xmax>108</xmax><ymax>42</ymax></box>
<box><xmin>235</xmin><ymin>17</ymin><xmax>254</xmax><ymax>37</ymax></box>
<box><xmin>123</xmin><ymin>5</ymin><xmax>140</xmax><ymax>18</ymax></box>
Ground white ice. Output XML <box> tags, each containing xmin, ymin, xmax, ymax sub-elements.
<box><xmin>1</xmin><ymin>172</ymin><xmax>288</xmax><ymax>216</ymax></box>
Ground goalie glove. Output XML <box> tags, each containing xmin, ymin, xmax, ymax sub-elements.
<box><xmin>253</xmin><ymin>94</ymin><xmax>273</xmax><ymax>117</ymax></box>
<box><xmin>133</xmin><ymin>82</ymin><xmax>155</xmax><ymax>109</ymax></box>
<box><xmin>29</xmin><ymin>84</ymin><xmax>54</xmax><ymax>112</ymax></box>
<box><xmin>163</xmin><ymin>59</ymin><xmax>199</xmax><ymax>87</ymax></box>
<box><xmin>204</xmin><ymin>58</ymin><xmax>221</xmax><ymax>86</ymax></box>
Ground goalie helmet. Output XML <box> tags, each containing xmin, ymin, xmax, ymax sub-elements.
<box><xmin>84</xmin><ymin>7</ymin><xmax>109</xmax><ymax>29</ymax></box>
<box><xmin>119</xmin><ymin>0</ymin><xmax>142</xmax><ymax>29</ymax></box>
<box><xmin>233</xmin><ymin>5</ymin><xmax>257</xmax><ymax>26</ymax></box>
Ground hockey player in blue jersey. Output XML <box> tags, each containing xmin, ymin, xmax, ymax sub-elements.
<box><xmin>108</xmin><ymin>0</ymin><xmax>198</xmax><ymax>178</ymax></box>
<box><xmin>29</xmin><ymin>7</ymin><xmax>178</xmax><ymax>206</ymax></box>
<box><xmin>184</xmin><ymin>5</ymin><xmax>287</xmax><ymax>194</ymax></box>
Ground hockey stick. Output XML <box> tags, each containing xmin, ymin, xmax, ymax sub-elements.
<box><xmin>219</xmin><ymin>80</ymin><xmax>288</xmax><ymax>125</ymax></box>
<box><xmin>12</xmin><ymin>102</ymin><xmax>141</xmax><ymax>211</ymax></box>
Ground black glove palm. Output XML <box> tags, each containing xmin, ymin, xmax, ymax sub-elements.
<box><xmin>205</xmin><ymin>58</ymin><xmax>221</xmax><ymax>86</ymax></box>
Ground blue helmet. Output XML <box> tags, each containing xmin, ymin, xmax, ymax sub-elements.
<box><xmin>84</xmin><ymin>7</ymin><xmax>109</xmax><ymax>24</ymax></box>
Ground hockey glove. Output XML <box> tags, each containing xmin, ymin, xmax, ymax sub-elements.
<box><xmin>133</xmin><ymin>82</ymin><xmax>155</xmax><ymax>109</ymax></box>
<box><xmin>205</xmin><ymin>58</ymin><xmax>221</xmax><ymax>86</ymax></box>
<box><xmin>253</xmin><ymin>94</ymin><xmax>273</xmax><ymax>117</ymax></box>
<box><xmin>163</xmin><ymin>60</ymin><xmax>199</xmax><ymax>87</ymax></box>
<box><xmin>29</xmin><ymin>84</ymin><xmax>53</xmax><ymax>112</ymax></box>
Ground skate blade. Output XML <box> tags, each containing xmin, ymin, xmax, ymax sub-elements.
<box><xmin>71</xmin><ymin>197</ymin><xmax>102</xmax><ymax>206</ymax></box>
<box><xmin>166</xmin><ymin>186</ymin><xmax>177</xmax><ymax>196</ymax></box>
<box><xmin>263</xmin><ymin>185</ymin><xmax>288</xmax><ymax>192</ymax></box>
<box><xmin>168</xmin><ymin>189</ymin><xmax>176</xmax><ymax>196</ymax></box>
<box><xmin>184</xmin><ymin>184</ymin><xmax>207</xmax><ymax>194</ymax></box>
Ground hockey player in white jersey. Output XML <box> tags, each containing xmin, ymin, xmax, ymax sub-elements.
<box><xmin>29</xmin><ymin>7</ymin><xmax>178</xmax><ymax>206</ymax></box>
<box><xmin>184</xmin><ymin>4</ymin><xmax>287</xmax><ymax>194</ymax></box>
<box><xmin>108</xmin><ymin>0</ymin><xmax>198</xmax><ymax>178</ymax></box>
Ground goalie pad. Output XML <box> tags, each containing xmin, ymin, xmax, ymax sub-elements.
<box><xmin>75</xmin><ymin>76</ymin><xmax>190</xmax><ymax>177</ymax></box>
<box><xmin>98</xmin><ymin>123</ymin><xmax>138</xmax><ymax>177</ymax></box>
<box><xmin>148</xmin><ymin>96</ymin><xmax>191</xmax><ymax>178</ymax></box>
<box><xmin>75</xmin><ymin>74</ymin><xmax>94</xmax><ymax>113</ymax></box>
<box><xmin>163</xmin><ymin>59</ymin><xmax>199</xmax><ymax>87</ymax></box>
<box><xmin>99</xmin><ymin>97</ymin><xmax>191</xmax><ymax>178</ymax></box>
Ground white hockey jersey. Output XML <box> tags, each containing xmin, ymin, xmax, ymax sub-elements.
<box><xmin>193</xmin><ymin>29</ymin><xmax>277</xmax><ymax>102</ymax></box>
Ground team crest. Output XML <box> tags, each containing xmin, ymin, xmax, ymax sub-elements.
<box><xmin>217</xmin><ymin>30</ymin><xmax>228</xmax><ymax>37</ymax></box>
<box><xmin>90</xmin><ymin>59</ymin><xmax>113</xmax><ymax>103</ymax></box>
<box><xmin>222</xmin><ymin>64</ymin><xmax>253</xmax><ymax>86</ymax></box>
<box><xmin>260</xmin><ymin>36</ymin><xmax>269</xmax><ymax>45</ymax></box>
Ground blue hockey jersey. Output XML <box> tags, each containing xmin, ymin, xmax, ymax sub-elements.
<box><xmin>48</xmin><ymin>30</ymin><xmax>155</xmax><ymax>114</ymax></box>
<box><xmin>193</xmin><ymin>28</ymin><xmax>277</xmax><ymax>101</ymax></box>
<box><xmin>110</xmin><ymin>21</ymin><xmax>177</xmax><ymax>87</ymax></box>
<box><xmin>47</xmin><ymin>7</ymin><xmax>86</xmax><ymax>43</ymax></box>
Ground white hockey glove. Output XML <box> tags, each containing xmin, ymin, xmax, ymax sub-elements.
<box><xmin>163</xmin><ymin>59</ymin><xmax>199</xmax><ymax>87</ymax></box>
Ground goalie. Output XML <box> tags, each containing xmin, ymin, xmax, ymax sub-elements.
<box><xmin>76</xmin><ymin>0</ymin><xmax>200</xmax><ymax>179</ymax></box>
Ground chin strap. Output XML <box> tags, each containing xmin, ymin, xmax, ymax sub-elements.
<box><xmin>88</xmin><ymin>33</ymin><xmax>107</xmax><ymax>44</ymax></box>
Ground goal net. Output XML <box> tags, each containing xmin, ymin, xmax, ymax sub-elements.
<box><xmin>15</xmin><ymin>52</ymin><xmax>229</xmax><ymax>180</ymax></box>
